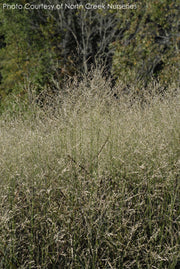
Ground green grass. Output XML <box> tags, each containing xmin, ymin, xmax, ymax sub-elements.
<box><xmin>0</xmin><ymin>74</ymin><xmax>179</xmax><ymax>268</ymax></box>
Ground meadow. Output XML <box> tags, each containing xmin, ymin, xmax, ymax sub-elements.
<box><xmin>0</xmin><ymin>72</ymin><xmax>179</xmax><ymax>268</ymax></box>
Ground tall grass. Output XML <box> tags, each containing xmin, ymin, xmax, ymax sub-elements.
<box><xmin>0</xmin><ymin>72</ymin><xmax>179</xmax><ymax>268</ymax></box>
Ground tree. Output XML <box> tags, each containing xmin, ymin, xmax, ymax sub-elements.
<box><xmin>0</xmin><ymin>0</ymin><xmax>179</xmax><ymax>109</ymax></box>
<box><xmin>111</xmin><ymin>0</ymin><xmax>180</xmax><ymax>87</ymax></box>
<box><xmin>0</xmin><ymin>0</ymin><xmax>61</xmax><ymax>103</ymax></box>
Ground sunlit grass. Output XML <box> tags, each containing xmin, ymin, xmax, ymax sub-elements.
<box><xmin>0</xmin><ymin>73</ymin><xmax>179</xmax><ymax>268</ymax></box>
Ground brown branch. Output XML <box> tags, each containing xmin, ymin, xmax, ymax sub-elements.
<box><xmin>97</xmin><ymin>136</ymin><xmax>109</xmax><ymax>158</ymax></box>
<box><xmin>67</xmin><ymin>154</ymin><xmax>90</xmax><ymax>175</ymax></box>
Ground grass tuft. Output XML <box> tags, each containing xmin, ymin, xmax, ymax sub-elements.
<box><xmin>0</xmin><ymin>73</ymin><xmax>179</xmax><ymax>268</ymax></box>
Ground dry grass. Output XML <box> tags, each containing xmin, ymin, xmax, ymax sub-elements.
<box><xmin>0</xmin><ymin>72</ymin><xmax>179</xmax><ymax>268</ymax></box>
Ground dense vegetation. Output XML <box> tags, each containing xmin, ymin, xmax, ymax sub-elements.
<box><xmin>0</xmin><ymin>0</ymin><xmax>179</xmax><ymax>110</ymax></box>
<box><xmin>0</xmin><ymin>73</ymin><xmax>179</xmax><ymax>268</ymax></box>
<box><xmin>0</xmin><ymin>1</ymin><xmax>179</xmax><ymax>268</ymax></box>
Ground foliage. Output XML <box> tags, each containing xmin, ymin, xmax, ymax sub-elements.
<box><xmin>0</xmin><ymin>0</ymin><xmax>179</xmax><ymax>109</ymax></box>
<box><xmin>111</xmin><ymin>0</ymin><xmax>180</xmax><ymax>86</ymax></box>
<box><xmin>0</xmin><ymin>0</ymin><xmax>60</xmax><ymax>102</ymax></box>
<box><xmin>0</xmin><ymin>74</ymin><xmax>179</xmax><ymax>268</ymax></box>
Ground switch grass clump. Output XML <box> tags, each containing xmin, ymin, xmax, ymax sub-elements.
<box><xmin>0</xmin><ymin>73</ymin><xmax>179</xmax><ymax>268</ymax></box>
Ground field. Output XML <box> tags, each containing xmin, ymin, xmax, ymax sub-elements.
<box><xmin>0</xmin><ymin>73</ymin><xmax>179</xmax><ymax>268</ymax></box>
